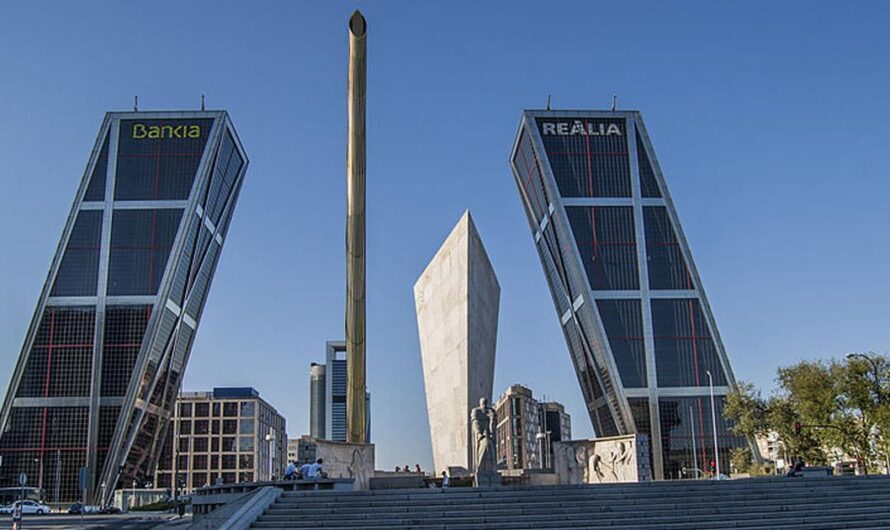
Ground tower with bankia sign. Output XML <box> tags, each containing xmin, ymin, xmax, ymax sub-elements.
<box><xmin>0</xmin><ymin>111</ymin><xmax>247</xmax><ymax>503</ymax></box>
<box><xmin>509</xmin><ymin>109</ymin><xmax>752</xmax><ymax>479</ymax></box>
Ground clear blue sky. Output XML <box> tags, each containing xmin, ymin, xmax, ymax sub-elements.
<box><xmin>1</xmin><ymin>1</ymin><xmax>888</xmax><ymax>472</ymax></box>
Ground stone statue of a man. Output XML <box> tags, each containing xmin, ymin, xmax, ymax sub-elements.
<box><xmin>470</xmin><ymin>397</ymin><xmax>498</xmax><ymax>487</ymax></box>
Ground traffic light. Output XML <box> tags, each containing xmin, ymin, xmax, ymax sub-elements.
<box><xmin>793</xmin><ymin>421</ymin><xmax>802</xmax><ymax>436</ymax></box>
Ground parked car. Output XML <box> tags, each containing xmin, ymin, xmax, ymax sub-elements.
<box><xmin>100</xmin><ymin>506</ymin><xmax>121</xmax><ymax>514</ymax></box>
<box><xmin>67</xmin><ymin>503</ymin><xmax>102</xmax><ymax>515</ymax></box>
<box><xmin>1</xmin><ymin>500</ymin><xmax>51</xmax><ymax>515</ymax></box>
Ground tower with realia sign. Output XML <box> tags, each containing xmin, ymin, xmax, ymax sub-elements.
<box><xmin>509</xmin><ymin>109</ymin><xmax>751</xmax><ymax>479</ymax></box>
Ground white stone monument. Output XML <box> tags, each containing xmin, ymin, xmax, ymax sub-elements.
<box><xmin>552</xmin><ymin>434</ymin><xmax>652</xmax><ymax>484</ymax></box>
<box><xmin>414</xmin><ymin>211</ymin><xmax>499</xmax><ymax>475</ymax></box>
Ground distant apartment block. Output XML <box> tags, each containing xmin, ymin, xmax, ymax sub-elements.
<box><xmin>153</xmin><ymin>387</ymin><xmax>286</xmax><ymax>491</ymax></box>
<box><xmin>495</xmin><ymin>384</ymin><xmax>571</xmax><ymax>471</ymax></box>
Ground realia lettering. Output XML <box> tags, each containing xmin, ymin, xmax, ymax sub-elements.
<box><xmin>541</xmin><ymin>120</ymin><xmax>622</xmax><ymax>137</ymax></box>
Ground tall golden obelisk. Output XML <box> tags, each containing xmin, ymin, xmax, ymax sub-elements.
<box><xmin>345</xmin><ymin>10</ymin><xmax>367</xmax><ymax>444</ymax></box>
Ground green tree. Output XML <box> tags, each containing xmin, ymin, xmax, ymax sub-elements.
<box><xmin>723</xmin><ymin>354</ymin><xmax>890</xmax><ymax>472</ymax></box>
<box><xmin>730</xmin><ymin>447</ymin><xmax>752</xmax><ymax>474</ymax></box>
<box><xmin>723</xmin><ymin>381</ymin><xmax>768</xmax><ymax>437</ymax></box>
<box><xmin>730</xmin><ymin>446</ymin><xmax>772</xmax><ymax>476</ymax></box>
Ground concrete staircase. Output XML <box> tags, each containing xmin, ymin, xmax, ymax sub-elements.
<box><xmin>250</xmin><ymin>475</ymin><xmax>890</xmax><ymax>530</ymax></box>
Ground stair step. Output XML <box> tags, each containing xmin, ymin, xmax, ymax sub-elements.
<box><xmin>256</xmin><ymin>498</ymin><xmax>890</xmax><ymax>522</ymax></box>
<box><xmin>247</xmin><ymin>476</ymin><xmax>890</xmax><ymax>530</ymax></box>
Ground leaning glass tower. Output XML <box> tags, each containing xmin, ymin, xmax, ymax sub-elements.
<box><xmin>509</xmin><ymin>109</ymin><xmax>750</xmax><ymax>479</ymax></box>
<box><xmin>0</xmin><ymin>111</ymin><xmax>247</xmax><ymax>502</ymax></box>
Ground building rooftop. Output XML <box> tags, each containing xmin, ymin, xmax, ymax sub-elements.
<box><xmin>213</xmin><ymin>387</ymin><xmax>260</xmax><ymax>399</ymax></box>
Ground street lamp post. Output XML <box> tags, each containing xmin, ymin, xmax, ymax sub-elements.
<box><xmin>265</xmin><ymin>432</ymin><xmax>276</xmax><ymax>481</ymax></box>
<box><xmin>846</xmin><ymin>353</ymin><xmax>887</xmax><ymax>474</ymax></box>
<box><xmin>846</xmin><ymin>353</ymin><xmax>883</xmax><ymax>404</ymax></box>
<box><xmin>172</xmin><ymin>396</ymin><xmax>180</xmax><ymax>516</ymax></box>
<box><xmin>117</xmin><ymin>463</ymin><xmax>125</xmax><ymax>510</ymax></box>
<box><xmin>706</xmin><ymin>371</ymin><xmax>721</xmax><ymax>478</ymax></box>
<box><xmin>690</xmin><ymin>405</ymin><xmax>699</xmax><ymax>480</ymax></box>
<box><xmin>544</xmin><ymin>431</ymin><xmax>553</xmax><ymax>469</ymax></box>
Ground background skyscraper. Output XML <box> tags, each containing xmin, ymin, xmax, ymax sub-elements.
<box><xmin>307</xmin><ymin>341</ymin><xmax>370</xmax><ymax>443</ymax></box>
<box><xmin>509</xmin><ymin>109</ymin><xmax>751</xmax><ymax>479</ymax></box>
<box><xmin>309</xmin><ymin>363</ymin><xmax>326</xmax><ymax>440</ymax></box>
<box><xmin>538</xmin><ymin>401</ymin><xmax>571</xmax><ymax>469</ymax></box>
<box><xmin>0</xmin><ymin>111</ymin><xmax>247</xmax><ymax>502</ymax></box>
<box><xmin>327</xmin><ymin>341</ymin><xmax>348</xmax><ymax>442</ymax></box>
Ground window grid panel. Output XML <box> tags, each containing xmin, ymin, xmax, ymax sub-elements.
<box><xmin>84</xmin><ymin>131</ymin><xmax>110</xmax><ymax>202</ymax></box>
<box><xmin>651</xmin><ymin>299</ymin><xmax>727</xmax><ymax>388</ymax></box>
<box><xmin>101</xmin><ymin>305</ymin><xmax>151</xmax><ymax>397</ymax></box>
<box><xmin>512</xmin><ymin>129</ymin><xmax>550</xmax><ymax>222</ymax></box>
<box><xmin>114</xmin><ymin>119</ymin><xmax>213</xmax><ymax>201</ymax></box>
<box><xmin>18</xmin><ymin>308</ymin><xmax>95</xmax><ymax>398</ymax></box>
<box><xmin>643</xmin><ymin>206</ymin><xmax>692</xmax><ymax>290</ymax></box>
<box><xmin>107</xmin><ymin>209</ymin><xmax>183</xmax><ymax>296</ymax></box>
<box><xmin>537</xmin><ymin>118</ymin><xmax>631</xmax><ymax>198</ymax></box>
<box><xmin>52</xmin><ymin>210</ymin><xmax>103</xmax><ymax>297</ymax></box>
<box><xmin>566</xmin><ymin>206</ymin><xmax>639</xmax><ymax>291</ymax></box>
<box><xmin>0</xmin><ymin>407</ymin><xmax>89</xmax><ymax>502</ymax></box>
<box><xmin>636</xmin><ymin>132</ymin><xmax>662</xmax><ymax>198</ymax></box>
<box><xmin>658</xmin><ymin>396</ymin><xmax>746</xmax><ymax>480</ymax></box>
<box><xmin>596</xmin><ymin>299</ymin><xmax>647</xmax><ymax>388</ymax></box>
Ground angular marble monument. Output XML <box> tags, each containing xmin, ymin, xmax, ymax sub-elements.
<box><xmin>414</xmin><ymin>211</ymin><xmax>500</xmax><ymax>474</ymax></box>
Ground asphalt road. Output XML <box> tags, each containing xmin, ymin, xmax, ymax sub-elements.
<box><xmin>1</xmin><ymin>514</ymin><xmax>177</xmax><ymax>530</ymax></box>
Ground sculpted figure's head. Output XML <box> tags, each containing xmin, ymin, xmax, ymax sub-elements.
<box><xmin>479</xmin><ymin>397</ymin><xmax>488</xmax><ymax>409</ymax></box>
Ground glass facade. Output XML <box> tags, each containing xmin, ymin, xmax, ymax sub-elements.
<box><xmin>0</xmin><ymin>111</ymin><xmax>247</xmax><ymax>503</ymax></box>
<box><xmin>510</xmin><ymin>110</ymin><xmax>747</xmax><ymax>479</ymax></box>
<box><xmin>52</xmin><ymin>211</ymin><xmax>103</xmax><ymax>296</ymax></box>
<box><xmin>644</xmin><ymin>207</ymin><xmax>691</xmax><ymax>290</ymax></box>
<box><xmin>596</xmin><ymin>299</ymin><xmax>646</xmax><ymax>388</ymax></box>
<box><xmin>537</xmin><ymin>118</ymin><xmax>631</xmax><ymax>197</ymax></box>
<box><xmin>566</xmin><ymin>206</ymin><xmax>639</xmax><ymax>290</ymax></box>
<box><xmin>329</xmin><ymin>358</ymin><xmax>347</xmax><ymax>442</ymax></box>
<box><xmin>658</xmin><ymin>396</ymin><xmax>746</xmax><ymax>479</ymax></box>
<box><xmin>652</xmin><ymin>299</ymin><xmax>727</xmax><ymax>388</ymax></box>
<box><xmin>108</xmin><ymin>209</ymin><xmax>183</xmax><ymax>296</ymax></box>
<box><xmin>114</xmin><ymin>119</ymin><xmax>212</xmax><ymax>201</ymax></box>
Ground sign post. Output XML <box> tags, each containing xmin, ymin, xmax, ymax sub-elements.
<box><xmin>78</xmin><ymin>467</ymin><xmax>90</xmax><ymax>505</ymax></box>
<box><xmin>17</xmin><ymin>472</ymin><xmax>26</xmax><ymax>500</ymax></box>
<box><xmin>14</xmin><ymin>473</ymin><xmax>25</xmax><ymax>530</ymax></box>
<box><xmin>77</xmin><ymin>467</ymin><xmax>91</xmax><ymax>526</ymax></box>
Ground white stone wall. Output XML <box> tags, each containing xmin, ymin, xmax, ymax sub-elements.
<box><xmin>552</xmin><ymin>434</ymin><xmax>651</xmax><ymax>484</ymax></box>
<box><xmin>415</xmin><ymin>211</ymin><xmax>499</xmax><ymax>474</ymax></box>
<box><xmin>314</xmin><ymin>439</ymin><xmax>375</xmax><ymax>491</ymax></box>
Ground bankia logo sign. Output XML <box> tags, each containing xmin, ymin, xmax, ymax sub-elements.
<box><xmin>132</xmin><ymin>123</ymin><xmax>202</xmax><ymax>139</ymax></box>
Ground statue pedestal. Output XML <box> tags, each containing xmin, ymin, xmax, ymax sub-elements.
<box><xmin>474</xmin><ymin>471</ymin><xmax>500</xmax><ymax>488</ymax></box>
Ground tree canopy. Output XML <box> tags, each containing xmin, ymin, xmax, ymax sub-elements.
<box><xmin>724</xmin><ymin>353</ymin><xmax>889</xmax><ymax>471</ymax></box>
